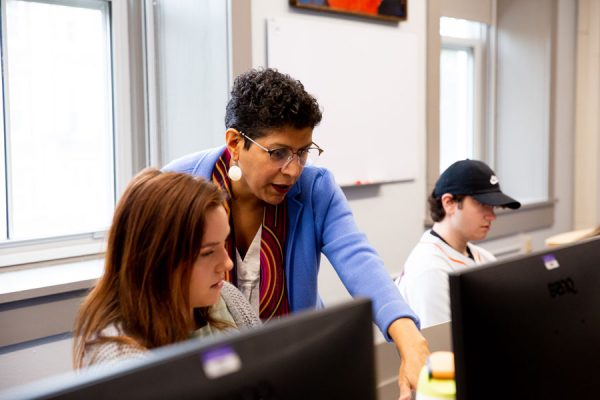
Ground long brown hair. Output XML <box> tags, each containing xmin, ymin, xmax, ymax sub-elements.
<box><xmin>73</xmin><ymin>168</ymin><xmax>227</xmax><ymax>368</ymax></box>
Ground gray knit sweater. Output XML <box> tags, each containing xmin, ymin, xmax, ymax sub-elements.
<box><xmin>81</xmin><ymin>282</ymin><xmax>261</xmax><ymax>367</ymax></box>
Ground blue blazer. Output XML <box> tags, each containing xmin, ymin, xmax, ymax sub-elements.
<box><xmin>163</xmin><ymin>146</ymin><xmax>419</xmax><ymax>339</ymax></box>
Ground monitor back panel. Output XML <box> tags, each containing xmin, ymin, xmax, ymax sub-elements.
<box><xmin>450</xmin><ymin>238</ymin><xmax>600</xmax><ymax>400</ymax></box>
<box><xmin>5</xmin><ymin>299</ymin><xmax>376</xmax><ymax>400</ymax></box>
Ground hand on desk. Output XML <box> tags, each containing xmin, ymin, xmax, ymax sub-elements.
<box><xmin>388</xmin><ymin>318</ymin><xmax>430</xmax><ymax>400</ymax></box>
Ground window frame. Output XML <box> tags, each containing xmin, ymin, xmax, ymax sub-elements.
<box><xmin>0</xmin><ymin>0</ymin><xmax>147</xmax><ymax>268</ymax></box>
<box><xmin>0</xmin><ymin>54</ymin><xmax>6</xmax><ymax>242</ymax></box>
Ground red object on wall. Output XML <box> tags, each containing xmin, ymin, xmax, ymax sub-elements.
<box><xmin>327</xmin><ymin>0</ymin><xmax>383</xmax><ymax>15</ymax></box>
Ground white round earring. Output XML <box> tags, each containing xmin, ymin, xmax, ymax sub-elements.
<box><xmin>228</xmin><ymin>161</ymin><xmax>242</xmax><ymax>181</ymax></box>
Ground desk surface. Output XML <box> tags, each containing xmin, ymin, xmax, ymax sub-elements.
<box><xmin>422</xmin><ymin>321</ymin><xmax>452</xmax><ymax>352</ymax></box>
<box><xmin>375</xmin><ymin>321</ymin><xmax>452</xmax><ymax>400</ymax></box>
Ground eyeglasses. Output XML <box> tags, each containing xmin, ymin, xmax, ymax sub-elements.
<box><xmin>239</xmin><ymin>132</ymin><xmax>324</xmax><ymax>168</ymax></box>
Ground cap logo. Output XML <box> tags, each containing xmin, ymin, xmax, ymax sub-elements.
<box><xmin>490</xmin><ymin>175</ymin><xmax>499</xmax><ymax>185</ymax></box>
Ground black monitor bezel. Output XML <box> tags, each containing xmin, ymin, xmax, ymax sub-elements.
<box><xmin>450</xmin><ymin>237</ymin><xmax>600</xmax><ymax>400</ymax></box>
<box><xmin>3</xmin><ymin>298</ymin><xmax>377</xmax><ymax>400</ymax></box>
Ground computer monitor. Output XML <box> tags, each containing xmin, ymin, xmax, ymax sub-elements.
<box><xmin>2</xmin><ymin>298</ymin><xmax>376</xmax><ymax>400</ymax></box>
<box><xmin>449</xmin><ymin>236</ymin><xmax>600</xmax><ymax>399</ymax></box>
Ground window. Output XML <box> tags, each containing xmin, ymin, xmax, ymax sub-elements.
<box><xmin>0</xmin><ymin>0</ymin><xmax>233</xmax><ymax>268</ymax></box>
<box><xmin>439</xmin><ymin>47</ymin><xmax>474</xmax><ymax>171</ymax></box>
<box><xmin>0</xmin><ymin>0</ymin><xmax>114</xmax><ymax>265</ymax></box>
<box><xmin>428</xmin><ymin>1</ymin><xmax>557</xmax><ymax>238</ymax></box>
<box><xmin>439</xmin><ymin>17</ymin><xmax>488</xmax><ymax>173</ymax></box>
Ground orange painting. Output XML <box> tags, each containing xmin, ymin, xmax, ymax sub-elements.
<box><xmin>327</xmin><ymin>0</ymin><xmax>382</xmax><ymax>15</ymax></box>
<box><xmin>290</xmin><ymin>0</ymin><xmax>407</xmax><ymax>22</ymax></box>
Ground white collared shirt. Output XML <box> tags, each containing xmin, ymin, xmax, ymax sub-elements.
<box><xmin>235</xmin><ymin>226</ymin><xmax>262</xmax><ymax>316</ymax></box>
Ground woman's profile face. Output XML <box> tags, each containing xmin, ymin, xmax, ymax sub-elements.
<box><xmin>189</xmin><ymin>206</ymin><xmax>233</xmax><ymax>308</ymax></box>
<box><xmin>237</xmin><ymin>126</ymin><xmax>313</xmax><ymax>205</ymax></box>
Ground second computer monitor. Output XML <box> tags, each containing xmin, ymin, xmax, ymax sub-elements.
<box><xmin>450</xmin><ymin>237</ymin><xmax>600</xmax><ymax>400</ymax></box>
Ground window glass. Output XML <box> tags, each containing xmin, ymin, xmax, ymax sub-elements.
<box><xmin>440</xmin><ymin>16</ymin><xmax>483</xmax><ymax>40</ymax></box>
<box><xmin>3</xmin><ymin>0</ymin><xmax>114</xmax><ymax>241</ymax></box>
<box><xmin>439</xmin><ymin>47</ymin><xmax>474</xmax><ymax>172</ymax></box>
<box><xmin>439</xmin><ymin>17</ymin><xmax>486</xmax><ymax>173</ymax></box>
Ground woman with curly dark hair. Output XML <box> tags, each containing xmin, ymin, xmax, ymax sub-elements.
<box><xmin>163</xmin><ymin>68</ymin><xmax>429</xmax><ymax>398</ymax></box>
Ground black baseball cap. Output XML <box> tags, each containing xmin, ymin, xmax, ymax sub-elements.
<box><xmin>434</xmin><ymin>160</ymin><xmax>521</xmax><ymax>209</ymax></box>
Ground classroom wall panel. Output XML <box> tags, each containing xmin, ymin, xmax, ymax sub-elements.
<box><xmin>266</xmin><ymin>16</ymin><xmax>419</xmax><ymax>186</ymax></box>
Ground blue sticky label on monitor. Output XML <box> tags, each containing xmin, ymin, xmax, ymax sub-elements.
<box><xmin>201</xmin><ymin>346</ymin><xmax>242</xmax><ymax>379</ymax></box>
<box><xmin>542</xmin><ymin>254</ymin><xmax>560</xmax><ymax>270</ymax></box>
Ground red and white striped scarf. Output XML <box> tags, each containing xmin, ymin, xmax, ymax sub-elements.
<box><xmin>211</xmin><ymin>148</ymin><xmax>290</xmax><ymax>321</ymax></box>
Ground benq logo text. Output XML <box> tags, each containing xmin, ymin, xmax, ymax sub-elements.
<box><xmin>548</xmin><ymin>278</ymin><xmax>577</xmax><ymax>299</ymax></box>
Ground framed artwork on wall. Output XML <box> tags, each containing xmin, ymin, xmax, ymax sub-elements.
<box><xmin>290</xmin><ymin>0</ymin><xmax>407</xmax><ymax>22</ymax></box>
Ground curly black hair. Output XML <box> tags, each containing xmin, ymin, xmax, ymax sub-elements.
<box><xmin>225</xmin><ymin>68</ymin><xmax>322</xmax><ymax>148</ymax></box>
<box><xmin>428</xmin><ymin>191</ymin><xmax>465</xmax><ymax>222</ymax></box>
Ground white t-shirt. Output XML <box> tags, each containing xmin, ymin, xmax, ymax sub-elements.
<box><xmin>395</xmin><ymin>230</ymin><xmax>496</xmax><ymax>328</ymax></box>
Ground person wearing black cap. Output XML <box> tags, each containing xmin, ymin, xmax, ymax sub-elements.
<box><xmin>395</xmin><ymin>159</ymin><xmax>521</xmax><ymax>328</ymax></box>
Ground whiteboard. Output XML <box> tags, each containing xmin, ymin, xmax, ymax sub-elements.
<box><xmin>267</xmin><ymin>17</ymin><xmax>419</xmax><ymax>186</ymax></box>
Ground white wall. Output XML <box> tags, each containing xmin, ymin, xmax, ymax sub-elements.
<box><xmin>574</xmin><ymin>0</ymin><xmax>600</xmax><ymax>229</ymax></box>
<box><xmin>249</xmin><ymin>0</ymin><xmax>577</xmax><ymax>304</ymax></box>
<box><xmin>495</xmin><ymin>0</ymin><xmax>553</xmax><ymax>204</ymax></box>
<box><xmin>152</xmin><ymin>0</ymin><xmax>230</xmax><ymax>164</ymax></box>
<box><xmin>250</xmin><ymin>0</ymin><xmax>428</xmax><ymax>307</ymax></box>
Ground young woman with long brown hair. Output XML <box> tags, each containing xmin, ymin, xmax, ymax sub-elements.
<box><xmin>73</xmin><ymin>168</ymin><xmax>260</xmax><ymax>368</ymax></box>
